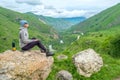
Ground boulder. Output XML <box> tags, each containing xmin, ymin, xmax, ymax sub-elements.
<box><xmin>73</xmin><ymin>49</ymin><xmax>103</xmax><ymax>77</ymax></box>
<box><xmin>56</xmin><ymin>70</ymin><xmax>73</xmax><ymax>80</ymax></box>
<box><xmin>0</xmin><ymin>50</ymin><xmax>54</xmax><ymax>80</ymax></box>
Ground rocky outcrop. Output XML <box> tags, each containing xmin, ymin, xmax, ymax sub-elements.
<box><xmin>0</xmin><ymin>50</ymin><xmax>54</xmax><ymax>80</ymax></box>
<box><xmin>73</xmin><ymin>49</ymin><xmax>103</xmax><ymax>77</ymax></box>
<box><xmin>56</xmin><ymin>70</ymin><xmax>73</xmax><ymax>80</ymax></box>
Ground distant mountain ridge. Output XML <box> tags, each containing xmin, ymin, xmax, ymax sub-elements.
<box><xmin>26</xmin><ymin>12</ymin><xmax>86</xmax><ymax>31</ymax></box>
<box><xmin>39</xmin><ymin>16</ymin><xmax>86</xmax><ymax>31</ymax></box>
<box><xmin>69</xmin><ymin>3</ymin><xmax>120</xmax><ymax>33</ymax></box>
<box><xmin>38</xmin><ymin>15</ymin><xmax>72</xmax><ymax>31</ymax></box>
<box><xmin>61</xmin><ymin>17</ymin><xmax>86</xmax><ymax>25</ymax></box>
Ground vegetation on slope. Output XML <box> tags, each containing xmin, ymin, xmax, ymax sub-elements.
<box><xmin>69</xmin><ymin>3</ymin><xmax>120</xmax><ymax>33</ymax></box>
<box><xmin>26</xmin><ymin>12</ymin><xmax>86</xmax><ymax>32</ymax></box>
<box><xmin>0</xmin><ymin>7</ymin><xmax>58</xmax><ymax>52</ymax></box>
<box><xmin>39</xmin><ymin>15</ymin><xmax>73</xmax><ymax>31</ymax></box>
<box><xmin>47</xmin><ymin>26</ymin><xmax>120</xmax><ymax>80</ymax></box>
<box><xmin>1</xmin><ymin>3</ymin><xmax>120</xmax><ymax>80</ymax></box>
<box><xmin>61</xmin><ymin>17</ymin><xmax>86</xmax><ymax>25</ymax></box>
<box><xmin>47</xmin><ymin>4</ymin><xmax>120</xmax><ymax>80</ymax></box>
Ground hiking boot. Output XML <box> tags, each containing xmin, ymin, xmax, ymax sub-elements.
<box><xmin>41</xmin><ymin>50</ymin><xmax>45</xmax><ymax>53</ymax></box>
<box><xmin>46</xmin><ymin>51</ymin><xmax>54</xmax><ymax>56</ymax></box>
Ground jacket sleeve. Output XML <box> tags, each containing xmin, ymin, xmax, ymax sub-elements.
<box><xmin>20</xmin><ymin>31</ymin><xmax>33</xmax><ymax>44</ymax></box>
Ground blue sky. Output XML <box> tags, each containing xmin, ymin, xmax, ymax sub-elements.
<box><xmin>0</xmin><ymin>0</ymin><xmax>120</xmax><ymax>18</ymax></box>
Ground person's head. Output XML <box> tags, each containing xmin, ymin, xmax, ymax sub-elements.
<box><xmin>20</xmin><ymin>20</ymin><xmax>29</xmax><ymax>28</ymax></box>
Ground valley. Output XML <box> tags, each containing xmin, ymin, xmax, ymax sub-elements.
<box><xmin>0</xmin><ymin>3</ymin><xmax>120</xmax><ymax>80</ymax></box>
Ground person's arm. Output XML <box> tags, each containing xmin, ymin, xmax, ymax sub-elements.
<box><xmin>20</xmin><ymin>31</ymin><xmax>34</xmax><ymax>44</ymax></box>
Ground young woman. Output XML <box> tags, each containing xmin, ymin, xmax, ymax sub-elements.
<box><xmin>19</xmin><ymin>20</ymin><xmax>53</xmax><ymax>56</ymax></box>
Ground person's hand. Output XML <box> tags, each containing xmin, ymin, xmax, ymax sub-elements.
<box><xmin>33</xmin><ymin>39</ymin><xmax>39</xmax><ymax>41</ymax></box>
<box><xmin>31</xmin><ymin>37</ymin><xmax>36</xmax><ymax>39</ymax></box>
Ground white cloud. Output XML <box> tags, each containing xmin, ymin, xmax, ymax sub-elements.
<box><xmin>58</xmin><ymin>10</ymin><xmax>88</xmax><ymax>18</ymax></box>
<box><xmin>16</xmin><ymin>0</ymin><xmax>42</xmax><ymax>5</ymax></box>
<box><xmin>0</xmin><ymin>0</ymin><xmax>34</xmax><ymax>12</ymax></box>
<box><xmin>31</xmin><ymin>5</ymin><xmax>90</xmax><ymax>18</ymax></box>
<box><xmin>31</xmin><ymin>3</ymin><xmax>101</xmax><ymax>18</ymax></box>
<box><xmin>0</xmin><ymin>0</ymin><xmax>120</xmax><ymax>18</ymax></box>
<box><xmin>41</xmin><ymin>0</ymin><xmax>120</xmax><ymax>10</ymax></box>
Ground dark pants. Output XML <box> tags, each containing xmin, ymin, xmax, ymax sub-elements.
<box><xmin>22</xmin><ymin>40</ymin><xmax>47</xmax><ymax>52</ymax></box>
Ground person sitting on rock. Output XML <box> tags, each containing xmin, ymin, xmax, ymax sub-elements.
<box><xmin>19</xmin><ymin>20</ymin><xmax>54</xmax><ymax>56</ymax></box>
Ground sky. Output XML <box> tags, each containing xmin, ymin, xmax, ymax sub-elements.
<box><xmin>0</xmin><ymin>0</ymin><xmax>120</xmax><ymax>18</ymax></box>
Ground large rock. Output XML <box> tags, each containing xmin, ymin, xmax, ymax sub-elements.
<box><xmin>56</xmin><ymin>70</ymin><xmax>73</xmax><ymax>80</ymax></box>
<box><xmin>73</xmin><ymin>49</ymin><xmax>103</xmax><ymax>77</ymax></box>
<box><xmin>0</xmin><ymin>50</ymin><xmax>54</xmax><ymax>80</ymax></box>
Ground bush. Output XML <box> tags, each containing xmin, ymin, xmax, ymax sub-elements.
<box><xmin>110</xmin><ymin>34</ymin><xmax>120</xmax><ymax>58</ymax></box>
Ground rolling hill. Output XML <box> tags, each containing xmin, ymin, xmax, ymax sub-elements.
<box><xmin>47</xmin><ymin>3</ymin><xmax>120</xmax><ymax>79</ymax></box>
<box><xmin>61</xmin><ymin>17</ymin><xmax>86</xmax><ymax>25</ymax></box>
<box><xmin>38</xmin><ymin>15</ymin><xmax>73</xmax><ymax>31</ymax></box>
<box><xmin>0</xmin><ymin>7</ymin><xmax>58</xmax><ymax>52</ymax></box>
<box><xmin>26</xmin><ymin>12</ymin><xmax>86</xmax><ymax>32</ymax></box>
<box><xmin>1</xmin><ymin>3</ymin><xmax>120</xmax><ymax>80</ymax></box>
<box><xmin>69</xmin><ymin>3</ymin><xmax>120</xmax><ymax>33</ymax></box>
<box><xmin>39</xmin><ymin>16</ymin><xmax>86</xmax><ymax>31</ymax></box>
<box><xmin>48</xmin><ymin>26</ymin><xmax>120</xmax><ymax>80</ymax></box>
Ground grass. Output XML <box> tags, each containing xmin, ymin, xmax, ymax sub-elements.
<box><xmin>0</xmin><ymin>4</ymin><xmax>120</xmax><ymax>80</ymax></box>
<box><xmin>0</xmin><ymin>7</ymin><xmax>58</xmax><ymax>52</ymax></box>
<box><xmin>47</xmin><ymin>54</ymin><xmax>120</xmax><ymax>80</ymax></box>
<box><xmin>69</xmin><ymin>3</ymin><xmax>120</xmax><ymax>33</ymax></box>
<box><xmin>47</xmin><ymin>26</ymin><xmax>120</xmax><ymax>80</ymax></box>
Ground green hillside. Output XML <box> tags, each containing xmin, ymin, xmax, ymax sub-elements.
<box><xmin>38</xmin><ymin>15</ymin><xmax>73</xmax><ymax>31</ymax></box>
<box><xmin>38</xmin><ymin>16</ymin><xmax>86</xmax><ymax>32</ymax></box>
<box><xmin>1</xmin><ymin>3</ymin><xmax>120</xmax><ymax>80</ymax></box>
<box><xmin>69</xmin><ymin>3</ymin><xmax>120</xmax><ymax>33</ymax></box>
<box><xmin>61</xmin><ymin>17</ymin><xmax>86</xmax><ymax>25</ymax></box>
<box><xmin>26</xmin><ymin>12</ymin><xmax>86</xmax><ymax>32</ymax></box>
<box><xmin>0</xmin><ymin>7</ymin><xmax>58</xmax><ymax>52</ymax></box>
<box><xmin>46</xmin><ymin>3</ymin><xmax>120</xmax><ymax>80</ymax></box>
<box><xmin>47</xmin><ymin>26</ymin><xmax>120</xmax><ymax>80</ymax></box>
<box><xmin>26</xmin><ymin>12</ymin><xmax>72</xmax><ymax>31</ymax></box>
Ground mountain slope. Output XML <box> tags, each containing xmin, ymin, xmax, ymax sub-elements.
<box><xmin>69</xmin><ymin>3</ymin><xmax>120</xmax><ymax>33</ymax></box>
<box><xmin>47</xmin><ymin>3</ymin><xmax>120</xmax><ymax>79</ymax></box>
<box><xmin>61</xmin><ymin>17</ymin><xmax>86</xmax><ymax>25</ymax></box>
<box><xmin>38</xmin><ymin>15</ymin><xmax>73</xmax><ymax>31</ymax></box>
<box><xmin>26</xmin><ymin>12</ymin><xmax>86</xmax><ymax>32</ymax></box>
<box><xmin>48</xmin><ymin>26</ymin><xmax>120</xmax><ymax>80</ymax></box>
<box><xmin>0</xmin><ymin>7</ymin><xmax>58</xmax><ymax>52</ymax></box>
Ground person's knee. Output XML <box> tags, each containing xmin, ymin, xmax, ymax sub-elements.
<box><xmin>34</xmin><ymin>40</ymin><xmax>41</xmax><ymax>43</ymax></box>
<box><xmin>37</xmin><ymin>40</ymin><xmax>40</xmax><ymax>42</ymax></box>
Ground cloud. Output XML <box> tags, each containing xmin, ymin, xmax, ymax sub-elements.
<box><xmin>0</xmin><ymin>0</ymin><xmax>120</xmax><ymax>18</ymax></box>
<box><xmin>31</xmin><ymin>5</ymin><xmax>93</xmax><ymax>18</ymax></box>
<box><xmin>15</xmin><ymin>0</ymin><xmax>42</xmax><ymax>5</ymax></box>
<box><xmin>30</xmin><ymin>0</ymin><xmax>120</xmax><ymax>18</ymax></box>
<box><xmin>0</xmin><ymin>0</ymin><xmax>36</xmax><ymax>12</ymax></box>
<box><xmin>0</xmin><ymin>0</ymin><xmax>19</xmax><ymax>9</ymax></box>
<box><xmin>52</xmin><ymin>9</ymin><xmax>88</xmax><ymax>18</ymax></box>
